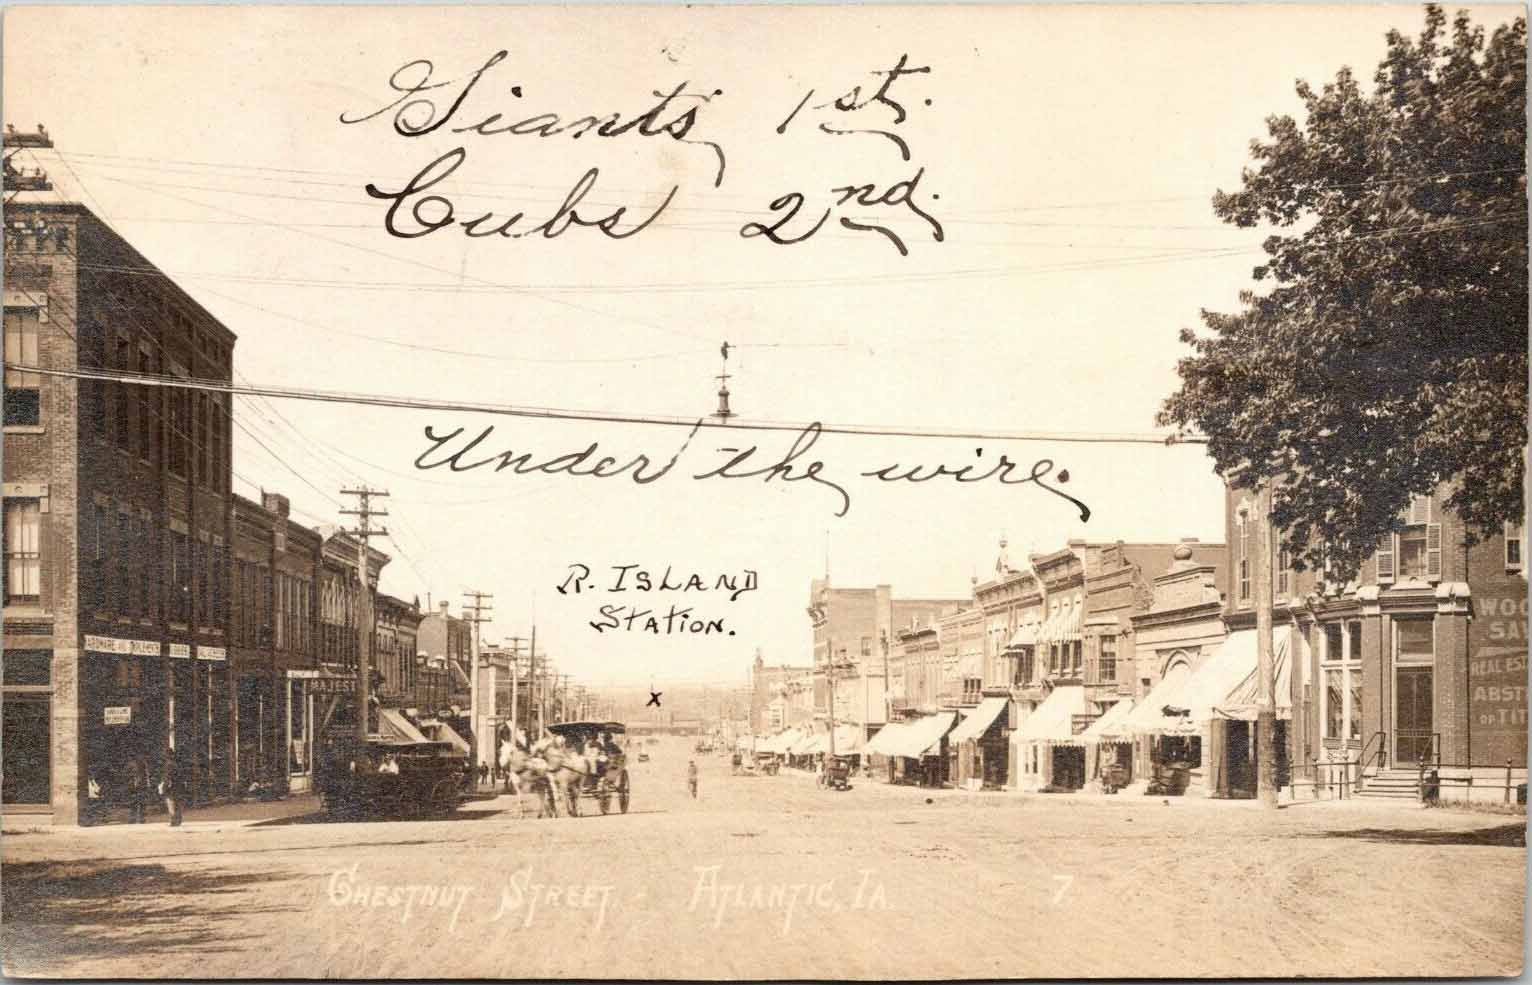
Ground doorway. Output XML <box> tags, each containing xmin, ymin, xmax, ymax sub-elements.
<box><xmin>1395</xmin><ymin>665</ymin><xmax>1434</xmax><ymax>766</ymax></box>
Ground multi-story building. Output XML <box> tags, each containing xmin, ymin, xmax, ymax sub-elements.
<box><xmin>805</xmin><ymin>578</ymin><xmax>966</xmax><ymax>741</ymax></box>
<box><xmin>417</xmin><ymin>601</ymin><xmax>472</xmax><ymax>710</ymax></box>
<box><xmin>749</xmin><ymin>649</ymin><xmax>813</xmax><ymax>733</ymax></box>
<box><xmin>1222</xmin><ymin>484</ymin><xmax>1528</xmax><ymax>797</ymax></box>
<box><xmin>230</xmin><ymin>491</ymin><xmax>322</xmax><ymax>796</ymax></box>
<box><xmin>1011</xmin><ymin>538</ymin><xmax>1223</xmax><ymax>792</ymax></box>
<box><xmin>374</xmin><ymin>593</ymin><xmax>422</xmax><ymax>708</ymax></box>
<box><xmin>3</xmin><ymin>203</ymin><xmax>237</xmax><ymax>823</ymax></box>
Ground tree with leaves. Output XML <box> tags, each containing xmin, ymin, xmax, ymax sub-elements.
<box><xmin>1160</xmin><ymin>5</ymin><xmax>1527</xmax><ymax>579</ymax></box>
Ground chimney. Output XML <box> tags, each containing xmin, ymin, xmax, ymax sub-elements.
<box><xmin>262</xmin><ymin>492</ymin><xmax>290</xmax><ymax>518</ymax></box>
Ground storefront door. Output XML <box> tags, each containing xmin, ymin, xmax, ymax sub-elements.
<box><xmin>1395</xmin><ymin>666</ymin><xmax>1434</xmax><ymax>766</ymax></box>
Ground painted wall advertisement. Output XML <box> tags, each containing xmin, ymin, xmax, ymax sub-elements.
<box><xmin>1469</xmin><ymin>582</ymin><xmax>1528</xmax><ymax>767</ymax></box>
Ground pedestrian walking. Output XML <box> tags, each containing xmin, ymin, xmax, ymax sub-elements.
<box><xmin>687</xmin><ymin>759</ymin><xmax>698</xmax><ymax>799</ymax></box>
<box><xmin>160</xmin><ymin>749</ymin><xmax>183</xmax><ymax>826</ymax></box>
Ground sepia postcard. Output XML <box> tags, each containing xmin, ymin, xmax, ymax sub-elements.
<box><xmin>0</xmin><ymin>2</ymin><xmax>1527</xmax><ymax>979</ymax></box>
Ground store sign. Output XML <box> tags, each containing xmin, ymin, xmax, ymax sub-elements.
<box><xmin>1469</xmin><ymin>585</ymin><xmax>1529</xmax><ymax>766</ymax></box>
<box><xmin>84</xmin><ymin>635</ymin><xmax>161</xmax><ymax>657</ymax></box>
<box><xmin>310</xmin><ymin>675</ymin><xmax>359</xmax><ymax>696</ymax></box>
<box><xmin>197</xmin><ymin>646</ymin><xmax>227</xmax><ymax>661</ymax></box>
<box><xmin>103</xmin><ymin>706</ymin><xmax>132</xmax><ymax>725</ymax></box>
<box><xmin>168</xmin><ymin>644</ymin><xmax>191</xmax><ymax>659</ymax></box>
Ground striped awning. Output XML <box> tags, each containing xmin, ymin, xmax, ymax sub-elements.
<box><xmin>1015</xmin><ymin>684</ymin><xmax>1087</xmax><ymax>743</ymax></box>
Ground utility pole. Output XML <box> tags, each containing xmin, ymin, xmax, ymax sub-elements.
<box><xmin>340</xmin><ymin>488</ymin><xmax>388</xmax><ymax>742</ymax></box>
<box><xmin>462</xmin><ymin>590</ymin><xmax>493</xmax><ymax>779</ymax></box>
<box><xmin>529</xmin><ymin>623</ymin><xmax>541</xmax><ymax>736</ymax></box>
<box><xmin>504</xmin><ymin>636</ymin><xmax>526</xmax><ymax>739</ymax></box>
<box><xmin>1254</xmin><ymin>483</ymin><xmax>1279</xmax><ymax>809</ymax></box>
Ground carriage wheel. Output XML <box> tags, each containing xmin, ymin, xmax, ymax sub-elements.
<box><xmin>618</xmin><ymin>770</ymin><xmax>630</xmax><ymax>814</ymax></box>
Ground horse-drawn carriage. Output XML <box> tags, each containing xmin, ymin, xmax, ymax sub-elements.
<box><xmin>316</xmin><ymin>726</ymin><xmax>468</xmax><ymax>818</ymax></box>
<box><xmin>502</xmin><ymin>720</ymin><xmax>631</xmax><ymax>818</ymax></box>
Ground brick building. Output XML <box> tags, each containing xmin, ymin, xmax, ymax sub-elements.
<box><xmin>417</xmin><ymin>601</ymin><xmax>472</xmax><ymax>711</ymax></box>
<box><xmin>3</xmin><ymin>203</ymin><xmax>236</xmax><ymax>823</ymax></box>
<box><xmin>1222</xmin><ymin>484</ymin><xmax>1528</xmax><ymax>794</ymax></box>
<box><xmin>805</xmin><ymin>578</ymin><xmax>966</xmax><ymax>741</ymax></box>
<box><xmin>749</xmin><ymin>649</ymin><xmax>813</xmax><ymax>733</ymax></box>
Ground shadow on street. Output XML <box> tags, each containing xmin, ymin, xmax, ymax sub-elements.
<box><xmin>2</xmin><ymin>859</ymin><xmax>300</xmax><ymax>971</ymax></box>
<box><xmin>1301</xmin><ymin>822</ymin><xmax>1526</xmax><ymax>847</ymax></box>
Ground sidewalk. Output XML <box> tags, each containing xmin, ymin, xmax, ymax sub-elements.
<box><xmin>3</xmin><ymin>793</ymin><xmax>325</xmax><ymax>834</ymax></box>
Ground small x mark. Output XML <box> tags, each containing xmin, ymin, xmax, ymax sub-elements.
<box><xmin>647</xmin><ymin>690</ymin><xmax>663</xmax><ymax>707</ymax></box>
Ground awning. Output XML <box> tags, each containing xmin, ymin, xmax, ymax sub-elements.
<box><xmin>948</xmin><ymin>696</ymin><xmax>1009</xmax><ymax>743</ymax></box>
<box><xmin>1006</xmin><ymin>620</ymin><xmax>1041</xmax><ymax>649</ymax></box>
<box><xmin>418</xmin><ymin>717</ymin><xmax>470</xmax><ymax>754</ymax></box>
<box><xmin>1038</xmin><ymin>600</ymin><xmax>1083</xmax><ymax>645</ymax></box>
<box><xmin>378</xmin><ymin>708</ymin><xmax>432</xmax><ymax>743</ymax></box>
<box><xmin>879</xmin><ymin>712</ymin><xmax>957</xmax><ymax>758</ymax></box>
<box><xmin>1015</xmin><ymin>684</ymin><xmax>1088</xmax><ymax>743</ymax></box>
<box><xmin>863</xmin><ymin>720</ymin><xmax>913</xmax><ymax>756</ymax></box>
<box><xmin>1080</xmin><ymin>698</ymin><xmax>1136</xmax><ymax>743</ymax></box>
<box><xmin>789</xmin><ymin>731</ymin><xmax>820</xmax><ymax>755</ymax></box>
<box><xmin>1122</xmin><ymin>660</ymin><xmax>1197</xmax><ymax>735</ymax></box>
<box><xmin>1162</xmin><ymin>629</ymin><xmax>1291</xmax><ymax>735</ymax></box>
<box><xmin>1216</xmin><ymin>631</ymin><xmax>1295</xmax><ymax>721</ymax></box>
<box><xmin>824</xmin><ymin>724</ymin><xmax>862</xmax><ymax>754</ymax></box>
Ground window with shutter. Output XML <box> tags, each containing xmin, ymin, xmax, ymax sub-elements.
<box><xmin>1409</xmin><ymin>494</ymin><xmax>1432</xmax><ymax>526</ymax></box>
<box><xmin>1425</xmin><ymin>522</ymin><xmax>1442</xmax><ymax>582</ymax></box>
<box><xmin>1277</xmin><ymin>546</ymin><xmax>1290</xmax><ymax>597</ymax></box>
<box><xmin>1376</xmin><ymin>535</ymin><xmax>1395</xmax><ymax>585</ymax></box>
<box><xmin>1506</xmin><ymin>522</ymin><xmax>1524</xmax><ymax>573</ymax></box>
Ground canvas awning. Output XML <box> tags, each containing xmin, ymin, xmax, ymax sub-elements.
<box><xmin>948</xmin><ymin>696</ymin><xmax>1009</xmax><ymax>743</ymax></box>
<box><xmin>1006</xmin><ymin>620</ymin><xmax>1041</xmax><ymax>649</ymax></box>
<box><xmin>1015</xmin><ymin>684</ymin><xmax>1087</xmax><ymax>743</ymax></box>
<box><xmin>378</xmin><ymin>707</ymin><xmax>432</xmax><ymax>744</ymax></box>
<box><xmin>878</xmin><ymin>712</ymin><xmax>957</xmax><ymax>758</ymax></box>
<box><xmin>1122</xmin><ymin>659</ymin><xmax>1197</xmax><ymax>735</ymax></box>
<box><xmin>823</xmin><ymin>724</ymin><xmax>862</xmax><ymax>754</ymax></box>
<box><xmin>1080</xmin><ymin>698</ymin><xmax>1136</xmax><ymax>743</ymax></box>
<box><xmin>789</xmin><ymin>731</ymin><xmax>820</xmax><ymax>755</ymax></box>
<box><xmin>1039</xmin><ymin>600</ymin><xmax>1083</xmax><ymax>645</ymax></box>
<box><xmin>1216</xmin><ymin>632</ymin><xmax>1295</xmax><ymax>721</ymax></box>
<box><xmin>1163</xmin><ymin>629</ymin><xmax>1291</xmax><ymax>735</ymax></box>
<box><xmin>864</xmin><ymin>720</ymin><xmax>913</xmax><ymax>757</ymax></box>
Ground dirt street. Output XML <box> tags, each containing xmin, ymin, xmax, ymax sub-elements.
<box><xmin>3</xmin><ymin>738</ymin><xmax>1525</xmax><ymax>979</ymax></box>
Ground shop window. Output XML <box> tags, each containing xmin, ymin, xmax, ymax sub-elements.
<box><xmin>1</xmin><ymin>694</ymin><xmax>51</xmax><ymax>805</ymax></box>
<box><xmin>1099</xmin><ymin>635</ymin><xmax>1117</xmax><ymax>682</ymax></box>
<box><xmin>3</xmin><ymin>498</ymin><xmax>42</xmax><ymax>604</ymax></box>
<box><xmin>1324</xmin><ymin>668</ymin><xmax>1343</xmax><ymax>740</ymax></box>
<box><xmin>3</xmin><ymin>309</ymin><xmax>41</xmax><ymax>426</ymax></box>
<box><xmin>1506</xmin><ymin>521</ymin><xmax>1524</xmax><ymax>574</ymax></box>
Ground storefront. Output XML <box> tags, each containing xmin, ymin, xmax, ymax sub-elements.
<box><xmin>1014</xmin><ymin>684</ymin><xmax>1088</xmax><ymax>791</ymax></box>
<box><xmin>948</xmin><ymin>696</ymin><xmax>1010</xmax><ymax>789</ymax></box>
<box><xmin>3</xmin><ymin>648</ymin><xmax>53</xmax><ymax>811</ymax></box>
<box><xmin>864</xmin><ymin>713</ymin><xmax>955</xmax><ymax>786</ymax></box>
<box><xmin>1080</xmin><ymin>698</ymin><xmax>1136</xmax><ymax>789</ymax></box>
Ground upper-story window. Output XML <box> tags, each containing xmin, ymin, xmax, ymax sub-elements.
<box><xmin>1378</xmin><ymin>494</ymin><xmax>1440</xmax><ymax>584</ymax></box>
<box><xmin>3</xmin><ymin>309</ymin><xmax>42</xmax><ymax>426</ymax></box>
<box><xmin>1506</xmin><ymin>521</ymin><xmax>1524</xmax><ymax>574</ymax></box>
<box><xmin>1236</xmin><ymin>507</ymin><xmax>1251</xmax><ymax>603</ymax></box>
<box><xmin>3</xmin><ymin>498</ymin><xmax>41</xmax><ymax>604</ymax></box>
<box><xmin>1099</xmin><ymin>635</ymin><xmax>1117</xmax><ymax>682</ymax></box>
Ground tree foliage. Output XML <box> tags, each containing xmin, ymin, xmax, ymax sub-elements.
<box><xmin>1160</xmin><ymin>6</ymin><xmax>1527</xmax><ymax>579</ymax></box>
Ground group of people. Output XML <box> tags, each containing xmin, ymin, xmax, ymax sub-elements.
<box><xmin>86</xmin><ymin>748</ymin><xmax>184</xmax><ymax>826</ymax></box>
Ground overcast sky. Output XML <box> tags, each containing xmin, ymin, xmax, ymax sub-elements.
<box><xmin>6</xmin><ymin>3</ymin><xmax>1520</xmax><ymax>686</ymax></box>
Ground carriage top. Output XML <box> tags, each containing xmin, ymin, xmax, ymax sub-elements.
<box><xmin>545</xmin><ymin>721</ymin><xmax>627</xmax><ymax>741</ymax></box>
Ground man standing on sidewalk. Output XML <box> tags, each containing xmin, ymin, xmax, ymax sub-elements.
<box><xmin>687</xmin><ymin>759</ymin><xmax>698</xmax><ymax>799</ymax></box>
<box><xmin>160</xmin><ymin>749</ymin><xmax>183</xmax><ymax>826</ymax></box>
<box><xmin>128</xmin><ymin>752</ymin><xmax>149</xmax><ymax>824</ymax></box>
